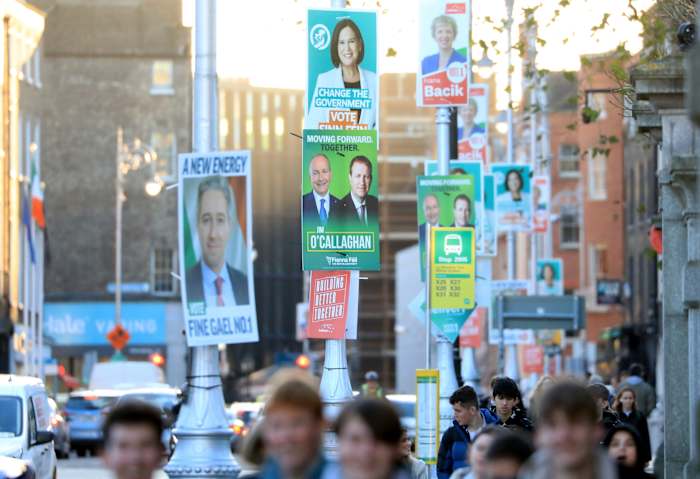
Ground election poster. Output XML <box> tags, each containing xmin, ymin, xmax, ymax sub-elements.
<box><xmin>520</xmin><ymin>344</ymin><xmax>545</xmax><ymax>375</ymax></box>
<box><xmin>458</xmin><ymin>84</ymin><xmax>489</xmax><ymax>162</ymax></box>
<box><xmin>532</xmin><ymin>175</ymin><xmax>550</xmax><ymax>233</ymax></box>
<box><xmin>296</xmin><ymin>302</ymin><xmax>308</xmax><ymax>341</ymax></box>
<box><xmin>307</xmin><ymin>9</ymin><xmax>378</xmax><ymax>130</ymax></box>
<box><xmin>178</xmin><ymin>151</ymin><xmax>258</xmax><ymax>347</ymax></box>
<box><xmin>307</xmin><ymin>270</ymin><xmax>351</xmax><ymax>339</ymax></box>
<box><xmin>416</xmin><ymin>369</ymin><xmax>440</xmax><ymax>464</ymax></box>
<box><xmin>430</xmin><ymin>226</ymin><xmax>475</xmax><ymax>310</ymax></box>
<box><xmin>417</xmin><ymin>175</ymin><xmax>475</xmax><ymax>280</ymax></box>
<box><xmin>425</xmin><ymin>160</ymin><xmax>484</xmax><ymax>256</ymax></box>
<box><xmin>491</xmin><ymin>163</ymin><xmax>532</xmax><ymax>232</ymax></box>
<box><xmin>482</xmin><ymin>174</ymin><xmax>497</xmax><ymax>256</ymax></box>
<box><xmin>417</xmin><ymin>0</ymin><xmax>470</xmax><ymax>106</ymax></box>
<box><xmin>536</xmin><ymin>258</ymin><xmax>564</xmax><ymax>296</ymax></box>
<box><xmin>302</xmin><ymin>130</ymin><xmax>380</xmax><ymax>271</ymax></box>
<box><xmin>459</xmin><ymin>307</ymin><xmax>485</xmax><ymax>349</ymax></box>
<box><xmin>488</xmin><ymin>280</ymin><xmax>535</xmax><ymax>345</ymax></box>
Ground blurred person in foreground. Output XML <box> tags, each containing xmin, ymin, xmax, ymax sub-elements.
<box><xmin>438</xmin><ymin>385</ymin><xmax>499</xmax><ymax>478</ymax></box>
<box><xmin>400</xmin><ymin>427</ymin><xmax>428</xmax><ymax>479</ymax></box>
<box><xmin>619</xmin><ymin>364</ymin><xmax>656</xmax><ymax>418</ymax></box>
<box><xmin>255</xmin><ymin>370</ymin><xmax>328</xmax><ymax>479</ymax></box>
<box><xmin>526</xmin><ymin>375</ymin><xmax>555</xmax><ymax>425</ymax></box>
<box><xmin>518</xmin><ymin>381</ymin><xmax>618</xmax><ymax>479</ymax></box>
<box><xmin>361</xmin><ymin>370</ymin><xmax>385</xmax><ymax>398</ymax></box>
<box><xmin>587</xmin><ymin>383</ymin><xmax>622</xmax><ymax>442</ymax></box>
<box><xmin>612</xmin><ymin>387</ymin><xmax>651</xmax><ymax>465</ymax></box>
<box><xmin>490</xmin><ymin>377</ymin><xmax>533</xmax><ymax>433</ymax></box>
<box><xmin>603</xmin><ymin>424</ymin><xmax>654</xmax><ymax>479</ymax></box>
<box><xmin>483</xmin><ymin>431</ymin><xmax>534</xmax><ymax>479</ymax></box>
<box><xmin>101</xmin><ymin>401</ymin><xmax>165</xmax><ymax>479</ymax></box>
<box><xmin>327</xmin><ymin>398</ymin><xmax>411</xmax><ymax>479</ymax></box>
<box><xmin>449</xmin><ymin>427</ymin><xmax>508</xmax><ymax>479</ymax></box>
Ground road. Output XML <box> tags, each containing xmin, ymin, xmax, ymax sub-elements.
<box><xmin>57</xmin><ymin>456</ymin><xmax>255</xmax><ymax>478</ymax></box>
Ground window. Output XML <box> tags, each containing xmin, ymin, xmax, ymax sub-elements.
<box><xmin>589</xmin><ymin>245</ymin><xmax>608</xmax><ymax>285</ymax></box>
<box><xmin>560</xmin><ymin>205</ymin><xmax>580</xmax><ymax>248</ymax></box>
<box><xmin>151</xmin><ymin>60</ymin><xmax>174</xmax><ymax>95</ymax></box>
<box><xmin>558</xmin><ymin>144</ymin><xmax>580</xmax><ymax>177</ymax></box>
<box><xmin>588</xmin><ymin>149</ymin><xmax>607</xmax><ymax>200</ymax></box>
<box><xmin>28</xmin><ymin>398</ymin><xmax>37</xmax><ymax>444</ymax></box>
<box><xmin>233</xmin><ymin>92</ymin><xmax>241</xmax><ymax>149</ymax></box>
<box><xmin>274</xmin><ymin>116</ymin><xmax>285</xmax><ymax>151</ymax></box>
<box><xmin>260</xmin><ymin>118</ymin><xmax>270</xmax><ymax>150</ymax></box>
<box><xmin>585</xmin><ymin>90</ymin><xmax>609</xmax><ymax>121</ymax></box>
<box><xmin>151</xmin><ymin>248</ymin><xmax>176</xmax><ymax>295</ymax></box>
<box><xmin>150</xmin><ymin>132</ymin><xmax>176</xmax><ymax>179</ymax></box>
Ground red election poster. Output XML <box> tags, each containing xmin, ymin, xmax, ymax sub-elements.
<box><xmin>458</xmin><ymin>84</ymin><xmax>489</xmax><ymax>162</ymax></box>
<box><xmin>417</xmin><ymin>1</ymin><xmax>470</xmax><ymax>106</ymax></box>
<box><xmin>532</xmin><ymin>175</ymin><xmax>550</xmax><ymax>233</ymax></box>
<box><xmin>307</xmin><ymin>271</ymin><xmax>351</xmax><ymax>339</ymax></box>
<box><xmin>459</xmin><ymin>307</ymin><xmax>485</xmax><ymax>349</ymax></box>
<box><xmin>520</xmin><ymin>345</ymin><xmax>545</xmax><ymax>375</ymax></box>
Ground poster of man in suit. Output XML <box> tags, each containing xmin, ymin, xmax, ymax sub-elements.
<box><xmin>178</xmin><ymin>151</ymin><xmax>258</xmax><ymax>347</ymax></box>
<box><xmin>301</xmin><ymin>129</ymin><xmax>379</xmax><ymax>270</ymax></box>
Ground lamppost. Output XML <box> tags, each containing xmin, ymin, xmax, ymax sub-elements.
<box><xmin>115</xmin><ymin>127</ymin><xmax>163</xmax><ymax>330</ymax></box>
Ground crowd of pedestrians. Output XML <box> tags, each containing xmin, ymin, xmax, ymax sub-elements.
<box><xmin>94</xmin><ymin>366</ymin><xmax>658</xmax><ymax>479</ymax></box>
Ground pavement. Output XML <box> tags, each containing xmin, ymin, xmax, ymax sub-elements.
<box><xmin>57</xmin><ymin>456</ymin><xmax>254</xmax><ymax>478</ymax></box>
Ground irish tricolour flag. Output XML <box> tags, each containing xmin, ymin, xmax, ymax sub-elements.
<box><xmin>31</xmin><ymin>158</ymin><xmax>45</xmax><ymax>229</ymax></box>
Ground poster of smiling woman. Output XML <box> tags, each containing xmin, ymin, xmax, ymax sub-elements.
<box><xmin>417</xmin><ymin>0</ymin><xmax>470</xmax><ymax>106</ymax></box>
<box><xmin>536</xmin><ymin>259</ymin><xmax>564</xmax><ymax>296</ymax></box>
<box><xmin>306</xmin><ymin>9</ymin><xmax>378</xmax><ymax>131</ymax></box>
<box><xmin>179</xmin><ymin>151</ymin><xmax>258</xmax><ymax>347</ymax></box>
<box><xmin>491</xmin><ymin>163</ymin><xmax>532</xmax><ymax>232</ymax></box>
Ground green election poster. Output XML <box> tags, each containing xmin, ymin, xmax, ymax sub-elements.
<box><xmin>301</xmin><ymin>129</ymin><xmax>379</xmax><ymax>270</ymax></box>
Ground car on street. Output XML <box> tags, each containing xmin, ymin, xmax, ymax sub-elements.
<box><xmin>47</xmin><ymin>398</ymin><xmax>70</xmax><ymax>459</ymax></box>
<box><xmin>228</xmin><ymin>402</ymin><xmax>263</xmax><ymax>452</ymax></box>
<box><xmin>89</xmin><ymin>361</ymin><xmax>165</xmax><ymax>390</ymax></box>
<box><xmin>0</xmin><ymin>375</ymin><xmax>57</xmax><ymax>479</ymax></box>
<box><xmin>387</xmin><ymin>394</ymin><xmax>416</xmax><ymax>442</ymax></box>
<box><xmin>64</xmin><ymin>389</ymin><xmax>123</xmax><ymax>456</ymax></box>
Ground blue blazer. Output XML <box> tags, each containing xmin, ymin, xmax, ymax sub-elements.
<box><xmin>421</xmin><ymin>49</ymin><xmax>467</xmax><ymax>75</ymax></box>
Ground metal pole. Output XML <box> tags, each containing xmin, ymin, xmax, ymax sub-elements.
<box><xmin>425</xmin><ymin>223</ymin><xmax>432</xmax><ymax>370</ymax></box>
<box><xmin>165</xmin><ymin>0</ymin><xmax>239</xmax><ymax>477</ymax></box>
<box><xmin>538</xmin><ymin>77</ymin><xmax>554</xmax><ymax>258</ymax></box>
<box><xmin>115</xmin><ymin>128</ymin><xmax>123</xmax><ymax>326</ymax></box>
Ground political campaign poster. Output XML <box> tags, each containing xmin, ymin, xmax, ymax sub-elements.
<box><xmin>296</xmin><ymin>302</ymin><xmax>308</xmax><ymax>341</ymax></box>
<box><xmin>532</xmin><ymin>175</ymin><xmax>550</xmax><ymax>233</ymax></box>
<box><xmin>430</xmin><ymin>226</ymin><xmax>475</xmax><ymax>310</ymax></box>
<box><xmin>417</xmin><ymin>0</ymin><xmax>470</xmax><ymax>106</ymax></box>
<box><xmin>302</xmin><ymin>130</ymin><xmax>380</xmax><ymax>271</ymax></box>
<box><xmin>491</xmin><ymin>163</ymin><xmax>532</xmax><ymax>232</ymax></box>
<box><xmin>178</xmin><ymin>151</ymin><xmax>258</xmax><ymax>347</ymax></box>
<box><xmin>459</xmin><ymin>307</ymin><xmax>485</xmax><ymax>349</ymax></box>
<box><xmin>425</xmin><ymin>160</ymin><xmax>484</xmax><ymax>256</ymax></box>
<box><xmin>307</xmin><ymin>9</ymin><xmax>378</xmax><ymax>130</ymax></box>
<box><xmin>488</xmin><ymin>280</ymin><xmax>535</xmax><ymax>345</ymax></box>
<box><xmin>520</xmin><ymin>344</ymin><xmax>545</xmax><ymax>375</ymax></box>
<box><xmin>345</xmin><ymin>271</ymin><xmax>360</xmax><ymax>340</ymax></box>
<box><xmin>482</xmin><ymin>174</ymin><xmax>497</xmax><ymax>256</ymax></box>
<box><xmin>417</xmin><ymin>175</ymin><xmax>475</xmax><ymax>281</ymax></box>
<box><xmin>536</xmin><ymin>258</ymin><xmax>564</xmax><ymax>296</ymax></box>
<box><xmin>416</xmin><ymin>369</ymin><xmax>440</xmax><ymax>464</ymax></box>
<box><xmin>458</xmin><ymin>84</ymin><xmax>489</xmax><ymax>162</ymax></box>
<box><xmin>307</xmin><ymin>270</ymin><xmax>351</xmax><ymax>339</ymax></box>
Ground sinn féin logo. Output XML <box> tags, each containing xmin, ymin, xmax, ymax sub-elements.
<box><xmin>310</xmin><ymin>23</ymin><xmax>331</xmax><ymax>50</ymax></box>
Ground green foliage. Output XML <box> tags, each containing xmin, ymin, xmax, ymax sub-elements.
<box><xmin>581</xmin><ymin>106</ymin><xmax>600</xmax><ymax>123</ymax></box>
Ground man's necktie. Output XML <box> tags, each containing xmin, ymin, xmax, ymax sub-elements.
<box><xmin>214</xmin><ymin>276</ymin><xmax>225</xmax><ymax>306</ymax></box>
<box><xmin>320</xmin><ymin>198</ymin><xmax>328</xmax><ymax>225</ymax></box>
<box><xmin>359</xmin><ymin>204</ymin><xmax>367</xmax><ymax>225</ymax></box>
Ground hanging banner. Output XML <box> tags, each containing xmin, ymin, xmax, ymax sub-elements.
<box><xmin>178</xmin><ymin>151</ymin><xmax>258</xmax><ymax>346</ymax></box>
<box><xmin>520</xmin><ymin>344</ymin><xmax>545</xmax><ymax>375</ymax></box>
<box><xmin>459</xmin><ymin>307</ymin><xmax>485</xmax><ymax>349</ymax></box>
<box><xmin>306</xmin><ymin>9</ymin><xmax>378</xmax><ymax>130</ymax></box>
<box><xmin>491</xmin><ymin>163</ymin><xmax>532</xmax><ymax>232</ymax></box>
<box><xmin>425</xmin><ymin>161</ymin><xmax>484</xmax><ymax>256</ymax></box>
<box><xmin>430</xmin><ymin>226</ymin><xmax>475</xmax><ymax>310</ymax></box>
<box><xmin>536</xmin><ymin>258</ymin><xmax>564</xmax><ymax>296</ymax></box>
<box><xmin>482</xmin><ymin>174</ymin><xmax>497</xmax><ymax>256</ymax></box>
<box><xmin>488</xmin><ymin>280</ymin><xmax>535</xmax><ymax>345</ymax></box>
<box><xmin>532</xmin><ymin>175</ymin><xmax>550</xmax><ymax>233</ymax></box>
<box><xmin>417</xmin><ymin>0</ymin><xmax>470</xmax><ymax>106</ymax></box>
<box><xmin>416</xmin><ymin>369</ymin><xmax>440</xmax><ymax>464</ymax></box>
<box><xmin>458</xmin><ymin>84</ymin><xmax>489</xmax><ymax>162</ymax></box>
<box><xmin>307</xmin><ymin>270</ymin><xmax>351</xmax><ymax>339</ymax></box>
<box><xmin>301</xmin><ymin>130</ymin><xmax>380</xmax><ymax>270</ymax></box>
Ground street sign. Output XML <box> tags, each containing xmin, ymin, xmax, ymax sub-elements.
<box><xmin>430</xmin><ymin>226</ymin><xmax>475</xmax><ymax>310</ymax></box>
<box><xmin>106</xmin><ymin>324</ymin><xmax>130</xmax><ymax>351</ymax></box>
<box><xmin>415</xmin><ymin>369</ymin><xmax>439</xmax><ymax>465</ymax></box>
<box><xmin>494</xmin><ymin>295</ymin><xmax>586</xmax><ymax>331</ymax></box>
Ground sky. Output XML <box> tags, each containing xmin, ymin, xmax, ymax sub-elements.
<box><xmin>184</xmin><ymin>0</ymin><xmax>656</xmax><ymax>109</ymax></box>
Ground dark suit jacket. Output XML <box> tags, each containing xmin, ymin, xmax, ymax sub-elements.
<box><xmin>186</xmin><ymin>261</ymin><xmax>249</xmax><ymax>306</ymax></box>
<box><xmin>339</xmin><ymin>194</ymin><xmax>378</xmax><ymax>226</ymax></box>
<box><xmin>419</xmin><ymin>222</ymin><xmax>442</xmax><ymax>246</ymax></box>
<box><xmin>302</xmin><ymin>192</ymin><xmax>344</xmax><ymax>226</ymax></box>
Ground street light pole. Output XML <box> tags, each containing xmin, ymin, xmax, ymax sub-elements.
<box><xmin>165</xmin><ymin>0</ymin><xmax>240</xmax><ymax>477</ymax></box>
<box><xmin>115</xmin><ymin>128</ymin><xmax>124</xmax><ymax>327</ymax></box>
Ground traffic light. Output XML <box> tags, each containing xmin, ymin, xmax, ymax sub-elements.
<box><xmin>295</xmin><ymin>354</ymin><xmax>311</xmax><ymax>369</ymax></box>
<box><xmin>149</xmin><ymin>352</ymin><xmax>165</xmax><ymax>367</ymax></box>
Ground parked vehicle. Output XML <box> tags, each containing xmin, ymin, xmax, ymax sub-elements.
<box><xmin>47</xmin><ymin>398</ymin><xmax>70</xmax><ymax>459</ymax></box>
<box><xmin>89</xmin><ymin>361</ymin><xmax>165</xmax><ymax>390</ymax></box>
<box><xmin>228</xmin><ymin>402</ymin><xmax>263</xmax><ymax>452</ymax></box>
<box><xmin>387</xmin><ymin>394</ymin><xmax>416</xmax><ymax>442</ymax></box>
<box><xmin>116</xmin><ymin>386</ymin><xmax>181</xmax><ymax>455</ymax></box>
<box><xmin>64</xmin><ymin>389</ymin><xmax>122</xmax><ymax>456</ymax></box>
<box><xmin>0</xmin><ymin>375</ymin><xmax>57</xmax><ymax>479</ymax></box>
